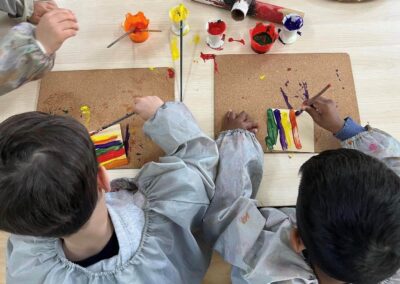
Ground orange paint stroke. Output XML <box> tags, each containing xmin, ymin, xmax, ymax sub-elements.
<box><xmin>124</xmin><ymin>12</ymin><xmax>150</xmax><ymax>43</ymax></box>
<box><xmin>281</xmin><ymin>111</ymin><xmax>292</xmax><ymax>148</ymax></box>
<box><xmin>289</xmin><ymin>109</ymin><xmax>302</xmax><ymax>149</ymax></box>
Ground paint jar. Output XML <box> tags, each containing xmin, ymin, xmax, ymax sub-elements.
<box><xmin>279</xmin><ymin>14</ymin><xmax>304</xmax><ymax>45</ymax></box>
<box><xmin>169</xmin><ymin>4</ymin><xmax>190</xmax><ymax>36</ymax></box>
<box><xmin>231</xmin><ymin>0</ymin><xmax>254</xmax><ymax>21</ymax></box>
<box><xmin>249</xmin><ymin>22</ymin><xmax>278</xmax><ymax>54</ymax></box>
<box><xmin>123</xmin><ymin>12</ymin><xmax>150</xmax><ymax>43</ymax></box>
<box><xmin>206</xmin><ymin>19</ymin><xmax>226</xmax><ymax>49</ymax></box>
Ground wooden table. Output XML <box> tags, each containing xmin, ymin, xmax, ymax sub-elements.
<box><xmin>1</xmin><ymin>0</ymin><xmax>399</xmax><ymax>283</ymax></box>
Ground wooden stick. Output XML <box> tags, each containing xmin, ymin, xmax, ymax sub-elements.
<box><xmin>90</xmin><ymin>111</ymin><xmax>136</xmax><ymax>136</ymax></box>
<box><xmin>180</xmin><ymin>20</ymin><xmax>183</xmax><ymax>102</ymax></box>
<box><xmin>107</xmin><ymin>29</ymin><xmax>162</xmax><ymax>48</ymax></box>
<box><xmin>295</xmin><ymin>84</ymin><xmax>331</xmax><ymax>116</ymax></box>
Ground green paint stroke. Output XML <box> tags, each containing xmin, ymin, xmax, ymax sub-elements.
<box><xmin>95</xmin><ymin>144</ymin><xmax>123</xmax><ymax>156</ymax></box>
<box><xmin>265</xmin><ymin>108</ymin><xmax>278</xmax><ymax>150</ymax></box>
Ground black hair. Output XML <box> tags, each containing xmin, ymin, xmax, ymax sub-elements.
<box><xmin>297</xmin><ymin>148</ymin><xmax>400</xmax><ymax>283</ymax></box>
<box><xmin>0</xmin><ymin>112</ymin><xmax>98</xmax><ymax>237</ymax></box>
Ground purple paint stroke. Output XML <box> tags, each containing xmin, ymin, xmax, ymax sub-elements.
<box><xmin>123</xmin><ymin>124</ymin><xmax>131</xmax><ymax>157</ymax></box>
<box><xmin>300</xmin><ymin>81</ymin><xmax>310</xmax><ymax>100</ymax></box>
<box><xmin>95</xmin><ymin>141</ymin><xmax>122</xmax><ymax>149</ymax></box>
<box><xmin>273</xmin><ymin>109</ymin><xmax>288</xmax><ymax>151</ymax></box>
<box><xmin>280</xmin><ymin>87</ymin><xmax>293</xmax><ymax>109</ymax></box>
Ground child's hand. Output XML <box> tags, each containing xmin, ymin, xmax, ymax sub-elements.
<box><xmin>221</xmin><ymin>110</ymin><xmax>259</xmax><ymax>134</ymax></box>
<box><xmin>133</xmin><ymin>96</ymin><xmax>164</xmax><ymax>121</ymax></box>
<box><xmin>28</xmin><ymin>0</ymin><xmax>58</xmax><ymax>24</ymax></box>
<box><xmin>303</xmin><ymin>97</ymin><xmax>345</xmax><ymax>134</ymax></box>
<box><xmin>35</xmin><ymin>8</ymin><xmax>79</xmax><ymax>55</ymax></box>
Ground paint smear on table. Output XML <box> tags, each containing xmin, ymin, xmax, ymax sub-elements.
<box><xmin>299</xmin><ymin>81</ymin><xmax>309</xmax><ymax>100</ymax></box>
<box><xmin>80</xmin><ymin>105</ymin><xmax>91</xmax><ymax>128</ymax></box>
<box><xmin>259</xmin><ymin>74</ymin><xmax>266</xmax><ymax>80</ymax></box>
<box><xmin>228</xmin><ymin>37</ymin><xmax>245</xmax><ymax>45</ymax></box>
<box><xmin>289</xmin><ymin>109</ymin><xmax>302</xmax><ymax>149</ymax></box>
<box><xmin>280</xmin><ymin>88</ymin><xmax>293</xmax><ymax>109</ymax></box>
<box><xmin>193</xmin><ymin>33</ymin><xmax>201</xmax><ymax>45</ymax></box>
<box><xmin>200</xmin><ymin>52</ymin><xmax>218</xmax><ymax>72</ymax></box>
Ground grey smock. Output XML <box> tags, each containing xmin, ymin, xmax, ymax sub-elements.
<box><xmin>6</xmin><ymin>102</ymin><xmax>218</xmax><ymax>284</ymax></box>
<box><xmin>204</xmin><ymin>127</ymin><xmax>400</xmax><ymax>283</ymax></box>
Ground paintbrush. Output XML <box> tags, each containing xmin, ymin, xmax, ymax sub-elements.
<box><xmin>90</xmin><ymin>111</ymin><xmax>136</xmax><ymax>136</ymax></box>
<box><xmin>107</xmin><ymin>29</ymin><xmax>162</xmax><ymax>48</ymax></box>
<box><xmin>295</xmin><ymin>83</ymin><xmax>332</xmax><ymax>116</ymax></box>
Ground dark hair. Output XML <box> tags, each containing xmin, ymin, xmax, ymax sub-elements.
<box><xmin>0</xmin><ymin>112</ymin><xmax>98</xmax><ymax>237</ymax></box>
<box><xmin>297</xmin><ymin>148</ymin><xmax>400</xmax><ymax>283</ymax></box>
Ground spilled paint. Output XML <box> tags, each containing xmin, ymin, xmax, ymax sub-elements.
<box><xmin>265</xmin><ymin>108</ymin><xmax>278</xmax><ymax>150</ymax></box>
<box><xmin>192</xmin><ymin>33</ymin><xmax>201</xmax><ymax>45</ymax></box>
<box><xmin>123</xmin><ymin>124</ymin><xmax>131</xmax><ymax>156</ymax></box>
<box><xmin>80</xmin><ymin>105</ymin><xmax>91</xmax><ymax>128</ymax></box>
<box><xmin>289</xmin><ymin>110</ymin><xmax>302</xmax><ymax>149</ymax></box>
<box><xmin>281</xmin><ymin>111</ymin><xmax>293</xmax><ymax>148</ymax></box>
<box><xmin>299</xmin><ymin>81</ymin><xmax>309</xmax><ymax>100</ymax></box>
<box><xmin>273</xmin><ymin>109</ymin><xmax>288</xmax><ymax>151</ymax></box>
<box><xmin>170</xmin><ymin>37</ymin><xmax>180</xmax><ymax>61</ymax></box>
<box><xmin>259</xmin><ymin>74</ymin><xmax>266</xmax><ymax>80</ymax></box>
<box><xmin>285</xmin><ymin>80</ymin><xmax>289</xmax><ymax>87</ymax></box>
<box><xmin>280</xmin><ymin>88</ymin><xmax>293</xmax><ymax>109</ymax></box>
<box><xmin>200</xmin><ymin>52</ymin><xmax>218</xmax><ymax>72</ymax></box>
<box><xmin>167</xmin><ymin>68</ymin><xmax>175</xmax><ymax>78</ymax></box>
<box><xmin>228</xmin><ymin>37</ymin><xmax>245</xmax><ymax>45</ymax></box>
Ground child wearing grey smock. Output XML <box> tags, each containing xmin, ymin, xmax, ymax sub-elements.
<box><xmin>5</xmin><ymin>102</ymin><xmax>218</xmax><ymax>283</ymax></box>
<box><xmin>204</xmin><ymin>104</ymin><xmax>400</xmax><ymax>283</ymax></box>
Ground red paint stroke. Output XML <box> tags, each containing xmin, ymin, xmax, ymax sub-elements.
<box><xmin>200</xmin><ymin>52</ymin><xmax>218</xmax><ymax>72</ymax></box>
<box><xmin>280</xmin><ymin>87</ymin><xmax>293</xmax><ymax>109</ymax></box>
<box><xmin>167</xmin><ymin>68</ymin><xmax>175</xmax><ymax>79</ymax></box>
<box><xmin>289</xmin><ymin>110</ymin><xmax>302</xmax><ymax>149</ymax></box>
<box><xmin>208</xmin><ymin>20</ymin><xmax>226</xmax><ymax>35</ymax></box>
<box><xmin>228</xmin><ymin>37</ymin><xmax>245</xmax><ymax>45</ymax></box>
<box><xmin>97</xmin><ymin>148</ymin><xmax>126</xmax><ymax>163</ymax></box>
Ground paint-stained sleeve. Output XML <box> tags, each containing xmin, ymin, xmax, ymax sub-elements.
<box><xmin>0</xmin><ymin>22</ymin><xmax>55</xmax><ymax>96</ymax></box>
<box><xmin>0</xmin><ymin>0</ymin><xmax>34</xmax><ymax>21</ymax></box>
<box><xmin>202</xmin><ymin>129</ymin><xmax>267</xmax><ymax>269</ymax></box>
<box><xmin>341</xmin><ymin>126</ymin><xmax>400</xmax><ymax>176</ymax></box>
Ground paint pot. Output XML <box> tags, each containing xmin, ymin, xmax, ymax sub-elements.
<box><xmin>169</xmin><ymin>4</ymin><xmax>190</xmax><ymax>36</ymax></box>
<box><xmin>123</xmin><ymin>12</ymin><xmax>150</xmax><ymax>43</ymax></box>
<box><xmin>206</xmin><ymin>19</ymin><xmax>226</xmax><ymax>49</ymax></box>
<box><xmin>279</xmin><ymin>14</ymin><xmax>304</xmax><ymax>44</ymax></box>
<box><xmin>249</xmin><ymin>22</ymin><xmax>278</xmax><ymax>54</ymax></box>
<box><xmin>231</xmin><ymin>0</ymin><xmax>254</xmax><ymax>21</ymax></box>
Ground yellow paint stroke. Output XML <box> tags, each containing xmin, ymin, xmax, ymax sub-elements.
<box><xmin>193</xmin><ymin>33</ymin><xmax>200</xmax><ymax>45</ymax></box>
<box><xmin>170</xmin><ymin>37</ymin><xmax>180</xmax><ymax>61</ymax></box>
<box><xmin>281</xmin><ymin>111</ymin><xmax>292</xmax><ymax>148</ymax></box>
<box><xmin>259</xmin><ymin>74</ymin><xmax>266</xmax><ymax>80</ymax></box>
<box><xmin>80</xmin><ymin>105</ymin><xmax>91</xmax><ymax>128</ymax></box>
<box><xmin>149</xmin><ymin>67</ymin><xmax>155</xmax><ymax>71</ymax></box>
<box><xmin>169</xmin><ymin>4</ymin><xmax>189</xmax><ymax>23</ymax></box>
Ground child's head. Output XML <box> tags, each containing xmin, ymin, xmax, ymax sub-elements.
<box><xmin>0</xmin><ymin>112</ymin><xmax>104</xmax><ymax>238</ymax></box>
<box><xmin>296</xmin><ymin>148</ymin><xmax>400</xmax><ymax>283</ymax></box>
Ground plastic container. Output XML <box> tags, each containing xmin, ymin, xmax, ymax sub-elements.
<box><xmin>249</xmin><ymin>22</ymin><xmax>278</xmax><ymax>54</ymax></box>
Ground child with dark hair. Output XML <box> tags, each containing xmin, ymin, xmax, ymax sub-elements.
<box><xmin>204</xmin><ymin>97</ymin><xmax>400</xmax><ymax>284</ymax></box>
<box><xmin>0</xmin><ymin>96</ymin><xmax>219</xmax><ymax>283</ymax></box>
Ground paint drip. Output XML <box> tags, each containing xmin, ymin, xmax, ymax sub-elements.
<box><xmin>228</xmin><ymin>37</ymin><xmax>245</xmax><ymax>45</ymax></box>
<box><xmin>273</xmin><ymin>109</ymin><xmax>287</xmax><ymax>151</ymax></box>
<box><xmin>200</xmin><ymin>52</ymin><xmax>218</xmax><ymax>72</ymax></box>
<box><xmin>281</xmin><ymin>111</ymin><xmax>293</xmax><ymax>148</ymax></box>
<box><xmin>289</xmin><ymin>109</ymin><xmax>302</xmax><ymax>149</ymax></box>
<box><xmin>80</xmin><ymin>105</ymin><xmax>91</xmax><ymax>128</ymax></box>
<box><xmin>265</xmin><ymin>108</ymin><xmax>278</xmax><ymax>150</ymax></box>
<box><xmin>167</xmin><ymin>68</ymin><xmax>175</xmax><ymax>78</ymax></box>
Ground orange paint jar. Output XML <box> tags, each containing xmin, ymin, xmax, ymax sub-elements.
<box><xmin>123</xmin><ymin>12</ymin><xmax>150</xmax><ymax>43</ymax></box>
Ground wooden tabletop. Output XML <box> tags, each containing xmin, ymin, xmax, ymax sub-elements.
<box><xmin>1</xmin><ymin>0</ymin><xmax>399</xmax><ymax>282</ymax></box>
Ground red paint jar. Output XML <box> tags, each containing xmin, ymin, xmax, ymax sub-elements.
<box><xmin>249</xmin><ymin>22</ymin><xmax>278</xmax><ymax>54</ymax></box>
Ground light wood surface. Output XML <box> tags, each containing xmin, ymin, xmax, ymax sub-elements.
<box><xmin>1</xmin><ymin>0</ymin><xmax>399</xmax><ymax>283</ymax></box>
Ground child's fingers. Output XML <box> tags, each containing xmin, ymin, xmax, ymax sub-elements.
<box><xmin>238</xmin><ymin>111</ymin><xmax>247</xmax><ymax>121</ymax></box>
<box><xmin>61</xmin><ymin>29</ymin><xmax>78</xmax><ymax>40</ymax></box>
<box><xmin>59</xmin><ymin>21</ymin><xmax>79</xmax><ymax>31</ymax></box>
<box><xmin>304</xmin><ymin>106</ymin><xmax>320</xmax><ymax>122</ymax></box>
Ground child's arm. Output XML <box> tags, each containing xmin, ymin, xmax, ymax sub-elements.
<box><xmin>0</xmin><ymin>9</ymin><xmax>78</xmax><ymax>96</ymax></box>
<box><xmin>304</xmin><ymin>98</ymin><xmax>400</xmax><ymax>176</ymax></box>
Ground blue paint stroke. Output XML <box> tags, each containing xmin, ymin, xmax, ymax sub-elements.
<box><xmin>273</xmin><ymin>109</ymin><xmax>288</xmax><ymax>150</ymax></box>
<box><xmin>95</xmin><ymin>141</ymin><xmax>122</xmax><ymax>149</ymax></box>
<box><xmin>280</xmin><ymin>87</ymin><xmax>293</xmax><ymax>109</ymax></box>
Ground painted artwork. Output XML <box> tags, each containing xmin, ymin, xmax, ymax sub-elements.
<box><xmin>265</xmin><ymin>108</ymin><xmax>314</xmax><ymax>152</ymax></box>
<box><xmin>91</xmin><ymin>124</ymin><xmax>129</xmax><ymax>169</ymax></box>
